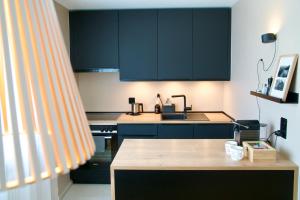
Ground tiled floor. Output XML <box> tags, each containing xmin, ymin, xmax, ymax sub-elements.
<box><xmin>63</xmin><ymin>184</ymin><xmax>111</xmax><ymax>200</ymax></box>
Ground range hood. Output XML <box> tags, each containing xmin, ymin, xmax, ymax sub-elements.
<box><xmin>74</xmin><ymin>68</ymin><xmax>120</xmax><ymax>73</ymax></box>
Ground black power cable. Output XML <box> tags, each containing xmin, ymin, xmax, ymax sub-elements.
<box><xmin>256</xmin><ymin>41</ymin><xmax>278</xmax><ymax>122</ymax></box>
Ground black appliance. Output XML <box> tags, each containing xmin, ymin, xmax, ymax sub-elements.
<box><xmin>70</xmin><ymin>123</ymin><xmax>118</xmax><ymax>184</ymax></box>
<box><xmin>128</xmin><ymin>97</ymin><xmax>144</xmax><ymax>115</ymax></box>
<box><xmin>233</xmin><ymin>120</ymin><xmax>260</xmax><ymax>145</ymax></box>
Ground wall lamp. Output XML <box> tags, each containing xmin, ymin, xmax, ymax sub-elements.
<box><xmin>261</xmin><ymin>33</ymin><xmax>277</xmax><ymax>43</ymax></box>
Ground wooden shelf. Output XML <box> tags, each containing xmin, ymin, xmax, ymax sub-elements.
<box><xmin>250</xmin><ymin>91</ymin><xmax>299</xmax><ymax>104</ymax></box>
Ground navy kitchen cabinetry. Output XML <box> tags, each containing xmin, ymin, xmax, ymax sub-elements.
<box><xmin>117</xmin><ymin>123</ymin><xmax>233</xmax><ymax>146</ymax></box>
<box><xmin>193</xmin><ymin>9</ymin><xmax>231</xmax><ymax>80</ymax></box>
<box><xmin>119</xmin><ymin>10</ymin><xmax>158</xmax><ymax>81</ymax></box>
<box><xmin>70</xmin><ymin>11</ymin><xmax>119</xmax><ymax>72</ymax></box>
<box><xmin>157</xmin><ymin>10</ymin><xmax>193</xmax><ymax>80</ymax></box>
<box><xmin>69</xmin><ymin>9</ymin><xmax>231</xmax><ymax>80</ymax></box>
<box><xmin>158</xmin><ymin>124</ymin><xmax>194</xmax><ymax>139</ymax></box>
<box><xmin>194</xmin><ymin>124</ymin><xmax>234</xmax><ymax>139</ymax></box>
<box><xmin>117</xmin><ymin>124</ymin><xmax>158</xmax><ymax>147</ymax></box>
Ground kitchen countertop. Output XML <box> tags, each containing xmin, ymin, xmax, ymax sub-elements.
<box><xmin>111</xmin><ymin>139</ymin><xmax>298</xmax><ymax>171</ymax></box>
<box><xmin>87</xmin><ymin>112</ymin><xmax>233</xmax><ymax>124</ymax></box>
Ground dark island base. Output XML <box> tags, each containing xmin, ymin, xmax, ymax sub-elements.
<box><xmin>114</xmin><ymin>170</ymin><xmax>294</xmax><ymax>200</ymax></box>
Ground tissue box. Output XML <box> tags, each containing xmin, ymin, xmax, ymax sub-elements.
<box><xmin>243</xmin><ymin>141</ymin><xmax>276</xmax><ymax>162</ymax></box>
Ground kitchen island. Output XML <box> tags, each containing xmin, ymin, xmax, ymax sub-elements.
<box><xmin>111</xmin><ymin>139</ymin><xmax>298</xmax><ymax>200</ymax></box>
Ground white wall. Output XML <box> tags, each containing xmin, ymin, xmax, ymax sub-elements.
<box><xmin>77</xmin><ymin>73</ymin><xmax>225</xmax><ymax>112</ymax></box>
<box><xmin>224</xmin><ymin>0</ymin><xmax>300</xmax><ymax>197</ymax></box>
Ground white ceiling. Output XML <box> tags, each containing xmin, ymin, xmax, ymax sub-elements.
<box><xmin>55</xmin><ymin>0</ymin><xmax>239</xmax><ymax>10</ymax></box>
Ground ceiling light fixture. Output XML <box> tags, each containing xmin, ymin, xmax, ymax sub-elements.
<box><xmin>0</xmin><ymin>0</ymin><xmax>95</xmax><ymax>190</ymax></box>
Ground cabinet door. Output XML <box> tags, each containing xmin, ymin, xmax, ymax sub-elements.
<box><xmin>193</xmin><ymin>9</ymin><xmax>231</xmax><ymax>80</ymax></box>
<box><xmin>70</xmin><ymin>11</ymin><xmax>119</xmax><ymax>71</ymax></box>
<box><xmin>118</xmin><ymin>124</ymin><xmax>158</xmax><ymax>147</ymax></box>
<box><xmin>119</xmin><ymin>10</ymin><xmax>158</xmax><ymax>80</ymax></box>
<box><xmin>118</xmin><ymin>124</ymin><xmax>158</xmax><ymax>136</ymax></box>
<box><xmin>158</xmin><ymin>10</ymin><xmax>193</xmax><ymax>80</ymax></box>
<box><xmin>158</xmin><ymin>124</ymin><xmax>194</xmax><ymax>139</ymax></box>
<box><xmin>194</xmin><ymin>124</ymin><xmax>233</xmax><ymax>139</ymax></box>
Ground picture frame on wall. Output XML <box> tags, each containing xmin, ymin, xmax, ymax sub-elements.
<box><xmin>270</xmin><ymin>54</ymin><xmax>299</xmax><ymax>102</ymax></box>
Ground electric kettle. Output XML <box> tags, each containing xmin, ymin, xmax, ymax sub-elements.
<box><xmin>129</xmin><ymin>97</ymin><xmax>144</xmax><ymax>115</ymax></box>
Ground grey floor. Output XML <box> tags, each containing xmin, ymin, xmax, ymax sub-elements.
<box><xmin>63</xmin><ymin>184</ymin><xmax>111</xmax><ymax>200</ymax></box>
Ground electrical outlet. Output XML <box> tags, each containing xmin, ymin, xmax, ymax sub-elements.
<box><xmin>278</xmin><ymin>117</ymin><xmax>287</xmax><ymax>139</ymax></box>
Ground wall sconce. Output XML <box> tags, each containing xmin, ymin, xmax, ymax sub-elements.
<box><xmin>261</xmin><ymin>33</ymin><xmax>277</xmax><ymax>43</ymax></box>
<box><xmin>0</xmin><ymin>0</ymin><xmax>95</xmax><ymax>190</ymax></box>
<box><xmin>259</xmin><ymin>32</ymin><xmax>278</xmax><ymax>71</ymax></box>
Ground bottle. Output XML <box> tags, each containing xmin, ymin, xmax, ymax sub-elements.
<box><xmin>154</xmin><ymin>98</ymin><xmax>161</xmax><ymax>114</ymax></box>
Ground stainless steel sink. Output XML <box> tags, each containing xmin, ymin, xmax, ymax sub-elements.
<box><xmin>161</xmin><ymin>113</ymin><xmax>187</xmax><ymax>120</ymax></box>
<box><xmin>161</xmin><ymin>113</ymin><xmax>209</xmax><ymax>121</ymax></box>
<box><xmin>186</xmin><ymin>113</ymin><xmax>209</xmax><ymax>121</ymax></box>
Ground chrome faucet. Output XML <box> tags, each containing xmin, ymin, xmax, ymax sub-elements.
<box><xmin>171</xmin><ymin>95</ymin><xmax>192</xmax><ymax>116</ymax></box>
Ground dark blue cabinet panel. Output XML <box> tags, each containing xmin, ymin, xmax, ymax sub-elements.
<box><xmin>114</xmin><ymin>170</ymin><xmax>294</xmax><ymax>200</ymax></box>
<box><xmin>157</xmin><ymin>10</ymin><xmax>193</xmax><ymax>80</ymax></box>
<box><xmin>119</xmin><ymin>10</ymin><xmax>158</xmax><ymax>80</ymax></box>
<box><xmin>194</xmin><ymin>124</ymin><xmax>233</xmax><ymax>139</ymax></box>
<box><xmin>118</xmin><ymin>124</ymin><xmax>158</xmax><ymax>136</ymax></box>
<box><xmin>193</xmin><ymin>9</ymin><xmax>231</xmax><ymax>80</ymax></box>
<box><xmin>118</xmin><ymin>124</ymin><xmax>158</xmax><ymax>147</ymax></box>
<box><xmin>70</xmin><ymin>11</ymin><xmax>119</xmax><ymax>71</ymax></box>
<box><xmin>158</xmin><ymin>124</ymin><xmax>194</xmax><ymax>139</ymax></box>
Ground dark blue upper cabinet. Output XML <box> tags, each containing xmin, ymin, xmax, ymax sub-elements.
<box><xmin>157</xmin><ymin>10</ymin><xmax>193</xmax><ymax>80</ymax></box>
<box><xmin>70</xmin><ymin>11</ymin><xmax>119</xmax><ymax>72</ymax></box>
<box><xmin>193</xmin><ymin>9</ymin><xmax>231</xmax><ymax>80</ymax></box>
<box><xmin>119</xmin><ymin>10</ymin><xmax>158</xmax><ymax>81</ymax></box>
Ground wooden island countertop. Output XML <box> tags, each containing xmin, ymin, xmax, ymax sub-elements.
<box><xmin>111</xmin><ymin>139</ymin><xmax>298</xmax><ymax>171</ymax></box>
<box><xmin>111</xmin><ymin>139</ymin><xmax>298</xmax><ymax>200</ymax></box>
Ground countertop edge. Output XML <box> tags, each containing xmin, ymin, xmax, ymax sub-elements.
<box><xmin>110</xmin><ymin>165</ymin><xmax>298</xmax><ymax>171</ymax></box>
<box><xmin>87</xmin><ymin>111</ymin><xmax>234</xmax><ymax>124</ymax></box>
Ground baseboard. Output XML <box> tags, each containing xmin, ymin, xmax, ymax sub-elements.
<box><xmin>58</xmin><ymin>181</ymin><xmax>72</xmax><ymax>200</ymax></box>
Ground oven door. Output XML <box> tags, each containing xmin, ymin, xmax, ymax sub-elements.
<box><xmin>70</xmin><ymin>133</ymin><xmax>117</xmax><ymax>184</ymax></box>
<box><xmin>92</xmin><ymin>133</ymin><xmax>117</xmax><ymax>163</ymax></box>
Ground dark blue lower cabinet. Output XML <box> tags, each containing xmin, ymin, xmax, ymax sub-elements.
<box><xmin>158</xmin><ymin>124</ymin><xmax>194</xmax><ymax>139</ymax></box>
<box><xmin>117</xmin><ymin>124</ymin><xmax>158</xmax><ymax>147</ymax></box>
<box><xmin>114</xmin><ymin>170</ymin><xmax>294</xmax><ymax>200</ymax></box>
<box><xmin>71</xmin><ymin>161</ymin><xmax>111</xmax><ymax>184</ymax></box>
<box><xmin>117</xmin><ymin>123</ymin><xmax>233</xmax><ymax>146</ymax></box>
<box><xmin>118</xmin><ymin>124</ymin><xmax>158</xmax><ymax>136</ymax></box>
<box><xmin>194</xmin><ymin>124</ymin><xmax>234</xmax><ymax>139</ymax></box>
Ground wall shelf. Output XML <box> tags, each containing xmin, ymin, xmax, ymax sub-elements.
<box><xmin>250</xmin><ymin>91</ymin><xmax>299</xmax><ymax>104</ymax></box>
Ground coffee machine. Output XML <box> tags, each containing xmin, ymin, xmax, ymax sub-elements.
<box><xmin>233</xmin><ymin>120</ymin><xmax>260</xmax><ymax>145</ymax></box>
<box><xmin>129</xmin><ymin>97</ymin><xmax>143</xmax><ymax>115</ymax></box>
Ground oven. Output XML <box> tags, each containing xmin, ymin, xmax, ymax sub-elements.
<box><xmin>70</xmin><ymin>123</ymin><xmax>118</xmax><ymax>184</ymax></box>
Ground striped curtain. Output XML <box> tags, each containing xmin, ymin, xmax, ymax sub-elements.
<box><xmin>0</xmin><ymin>0</ymin><xmax>94</xmax><ymax>191</ymax></box>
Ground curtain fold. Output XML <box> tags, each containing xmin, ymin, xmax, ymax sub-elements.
<box><xmin>0</xmin><ymin>0</ymin><xmax>95</xmax><ymax>191</ymax></box>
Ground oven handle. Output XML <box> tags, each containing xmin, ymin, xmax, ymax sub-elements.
<box><xmin>104</xmin><ymin>136</ymin><xmax>112</xmax><ymax>139</ymax></box>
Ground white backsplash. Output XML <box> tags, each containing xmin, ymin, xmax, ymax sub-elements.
<box><xmin>76</xmin><ymin>72</ymin><xmax>225</xmax><ymax>112</ymax></box>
